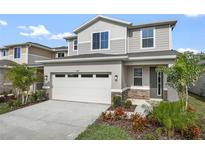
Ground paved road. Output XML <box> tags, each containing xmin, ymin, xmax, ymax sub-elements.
<box><xmin>0</xmin><ymin>100</ymin><xmax>108</xmax><ymax>140</ymax></box>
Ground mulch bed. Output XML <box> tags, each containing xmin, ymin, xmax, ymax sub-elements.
<box><xmin>94</xmin><ymin>116</ymin><xmax>182</xmax><ymax>140</ymax></box>
<box><xmin>107</xmin><ymin>105</ymin><xmax>137</xmax><ymax>112</ymax></box>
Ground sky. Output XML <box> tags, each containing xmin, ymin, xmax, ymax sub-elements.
<box><xmin>0</xmin><ymin>14</ymin><xmax>205</xmax><ymax>53</ymax></box>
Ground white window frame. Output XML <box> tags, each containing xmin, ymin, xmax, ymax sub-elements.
<box><xmin>133</xmin><ymin>67</ymin><xmax>143</xmax><ymax>86</ymax></box>
<box><xmin>157</xmin><ymin>71</ymin><xmax>162</xmax><ymax>96</ymax></box>
<box><xmin>73</xmin><ymin>39</ymin><xmax>78</xmax><ymax>51</ymax></box>
<box><xmin>14</xmin><ymin>47</ymin><xmax>21</xmax><ymax>59</ymax></box>
<box><xmin>91</xmin><ymin>30</ymin><xmax>110</xmax><ymax>51</ymax></box>
<box><xmin>140</xmin><ymin>27</ymin><xmax>155</xmax><ymax>49</ymax></box>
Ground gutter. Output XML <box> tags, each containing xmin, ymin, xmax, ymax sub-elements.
<box><xmin>128</xmin><ymin>55</ymin><xmax>176</xmax><ymax>60</ymax></box>
<box><xmin>36</xmin><ymin>56</ymin><xmax>128</xmax><ymax>64</ymax></box>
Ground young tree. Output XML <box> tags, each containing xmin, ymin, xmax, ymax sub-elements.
<box><xmin>158</xmin><ymin>52</ymin><xmax>205</xmax><ymax>108</ymax></box>
<box><xmin>6</xmin><ymin>64</ymin><xmax>42</xmax><ymax>104</ymax></box>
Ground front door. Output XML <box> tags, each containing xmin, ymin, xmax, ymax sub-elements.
<box><xmin>150</xmin><ymin>67</ymin><xmax>163</xmax><ymax>99</ymax></box>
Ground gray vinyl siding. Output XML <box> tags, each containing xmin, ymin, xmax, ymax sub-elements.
<box><xmin>68</xmin><ymin>19</ymin><xmax>127</xmax><ymax>55</ymax></box>
<box><xmin>78</xmin><ymin>39</ymin><xmax>126</xmax><ymax>55</ymax></box>
<box><xmin>128</xmin><ymin>25</ymin><xmax>170</xmax><ymax>53</ymax></box>
<box><xmin>28</xmin><ymin>54</ymin><xmax>51</xmax><ymax>65</ymax></box>
<box><xmin>68</xmin><ymin>40</ymin><xmax>78</xmax><ymax>56</ymax></box>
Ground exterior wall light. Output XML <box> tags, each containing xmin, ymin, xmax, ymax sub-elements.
<box><xmin>114</xmin><ymin>75</ymin><xmax>118</xmax><ymax>82</ymax></box>
<box><xmin>43</xmin><ymin>75</ymin><xmax>50</xmax><ymax>89</ymax></box>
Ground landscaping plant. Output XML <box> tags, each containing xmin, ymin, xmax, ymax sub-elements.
<box><xmin>131</xmin><ymin>113</ymin><xmax>147</xmax><ymax>132</ymax></box>
<box><xmin>111</xmin><ymin>96</ymin><xmax>122</xmax><ymax>108</ymax></box>
<box><xmin>6</xmin><ymin>64</ymin><xmax>42</xmax><ymax>105</ymax></box>
<box><xmin>158</xmin><ymin>52</ymin><xmax>205</xmax><ymax>108</ymax></box>
<box><xmin>124</xmin><ymin>100</ymin><xmax>132</xmax><ymax>109</ymax></box>
<box><xmin>151</xmin><ymin>100</ymin><xmax>200</xmax><ymax>138</ymax></box>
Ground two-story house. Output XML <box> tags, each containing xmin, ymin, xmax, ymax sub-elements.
<box><xmin>37</xmin><ymin>15</ymin><xmax>179</xmax><ymax>104</ymax></box>
<box><xmin>0</xmin><ymin>42</ymin><xmax>67</xmax><ymax>93</ymax></box>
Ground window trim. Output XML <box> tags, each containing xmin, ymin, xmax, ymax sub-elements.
<box><xmin>157</xmin><ymin>71</ymin><xmax>162</xmax><ymax>96</ymax></box>
<box><xmin>73</xmin><ymin>39</ymin><xmax>78</xmax><ymax>51</ymax></box>
<box><xmin>91</xmin><ymin>30</ymin><xmax>110</xmax><ymax>51</ymax></box>
<box><xmin>14</xmin><ymin>47</ymin><xmax>21</xmax><ymax>59</ymax></box>
<box><xmin>133</xmin><ymin>67</ymin><xmax>143</xmax><ymax>86</ymax></box>
<box><xmin>140</xmin><ymin>27</ymin><xmax>155</xmax><ymax>49</ymax></box>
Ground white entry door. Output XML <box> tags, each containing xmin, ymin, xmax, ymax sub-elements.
<box><xmin>52</xmin><ymin>73</ymin><xmax>111</xmax><ymax>104</ymax></box>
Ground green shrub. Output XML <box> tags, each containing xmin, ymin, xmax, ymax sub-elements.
<box><xmin>151</xmin><ymin>100</ymin><xmax>199</xmax><ymax>138</ymax></box>
<box><xmin>112</xmin><ymin>96</ymin><xmax>122</xmax><ymax>108</ymax></box>
<box><xmin>143</xmin><ymin>134</ymin><xmax>155</xmax><ymax>140</ymax></box>
<box><xmin>30</xmin><ymin>90</ymin><xmax>48</xmax><ymax>103</ymax></box>
<box><xmin>8</xmin><ymin>99</ymin><xmax>21</xmax><ymax>108</ymax></box>
<box><xmin>124</xmin><ymin>100</ymin><xmax>132</xmax><ymax>109</ymax></box>
<box><xmin>155</xmin><ymin>128</ymin><xmax>162</xmax><ymax>139</ymax></box>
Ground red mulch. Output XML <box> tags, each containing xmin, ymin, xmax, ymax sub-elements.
<box><xmin>107</xmin><ymin>105</ymin><xmax>137</xmax><ymax>112</ymax></box>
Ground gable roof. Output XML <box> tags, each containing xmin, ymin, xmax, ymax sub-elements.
<box><xmin>4</xmin><ymin>42</ymin><xmax>53</xmax><ymax>51</ymax></box>
<box><xmin>73</xmin><ymin>15</ymin><xmax>132</xmax><ymax>33</ymax></box>
<box><xmin>0</xmin><ymin>59</ymin><xmax>17</xmax><ymax>68</ymax></box>
<box><xmin>129</xmin><ymin>20</ymin><xmax>177</xmax><ymax>30</ymax></box>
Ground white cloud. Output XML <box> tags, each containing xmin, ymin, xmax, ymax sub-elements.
<box><xmin>19</xmin><ymin>24</ymin><xmax>50</xmax><ymax>37</ymax></box>
<box><xmin>0</xmin><ymin>19</ymin><xmax>8</xmax><ymax>26</ymax></box>
<box><xmin>18</xmin><ymin>24</ymin><xmax>72</xmax><ymax>40</ymax></box>
<box><xmin>178</xmin><ymin>48</ymin><xmax>200</xmax><ymax>54</ymax></box>
<box><xmin>50</xmin><ymin>32</ymin><xmax>72</xmax><ymax>40</ymax></box>
<box><xmin>184</xmin><ymin>14</ymin><xmax>205</xmax><ymax>17</ymax></box>
<box><xmin>17</xmin><ymin>25</ymin><xmax>28</xmax><ymax>30</ymax></box>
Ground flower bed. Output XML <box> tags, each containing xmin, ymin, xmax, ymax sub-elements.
<box><xmin>95</xmin><ymin>101</ymin><xmax>202</xmax><ymax>140</ymax></box>
<box><xmin>0</xmin><ymin>90</ymin><xmax>48</xmax><ymax>115</ymax></box>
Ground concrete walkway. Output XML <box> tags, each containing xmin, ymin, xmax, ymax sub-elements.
<box><xmin>0</xmin><ymin>100</ymin><xmax>108</xmax><ymax>140</ymax></box>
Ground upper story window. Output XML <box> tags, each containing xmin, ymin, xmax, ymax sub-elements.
<box><xmin>14</xmin><ymin>47</ymin><xmax>21</xmax><ymax>59</ymax></box>
<box><xmin>73</xmin><ymin>39</ymin><xmax>78</xmax><ymax>51</ymax></box>
<box><xmin>92</xmin><ymin>31</ymin><xmax>109</xmax><ymax>50</ymax></box>
<box><xmin>1</xmin><ymin>50</ymin><xmax>8</xmax><ymax>56</ymax></box>
<box><xmin>141</xmin><ymin>28</ymin><xmax>155</xmax><ymax>48</ymax></box>
<box><xmin>134</xmin><ymin>68</ymin><xmax>143</xmax><ymax>86</ymax></box>
<box><xmin>57</xmin><ymin>52</ymin><xmax>65</xmax><ymax>58</ymax></box>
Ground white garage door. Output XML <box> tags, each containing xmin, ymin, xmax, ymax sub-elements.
<box><xmin>52</xmin><ymin>73</ymin><xmax>111</xmax><ymax>104</ymax></box>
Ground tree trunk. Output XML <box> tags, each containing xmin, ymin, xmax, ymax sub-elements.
<box><xmin>25</xmin><ymin>90</ymin><xmax>29</xmax><ymax>104</ymax></box>
<box><xmin>185</xmin><ymin>85</ymin><xmax>189</xmax><ymax>109</ymax></box>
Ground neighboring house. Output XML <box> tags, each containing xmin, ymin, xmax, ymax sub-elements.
<box><xmin>52</xmin><ymin>46</ymin><xmax>68</xmax><ymax>58</ymax></box>
<box><xmin>36</xmin><ymin>15</ymin><xmax>179</xmax><ymax>104</ymax></box>
<box><xmin>0</xmin><ymin>42</ymin><xmax>59</xmax><ymax>93</ymax></box>
<box><xmin>0</xmin><ymin>60</ymin><xmax>16</xmax><ymax>94</ymax></box>
<box><xmin>189</xmin><ymin>60</ymin><xmax>205</xmax><ymax>97</ymax></box>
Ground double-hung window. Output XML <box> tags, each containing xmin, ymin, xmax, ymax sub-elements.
<box><xmin>134</xmin><ymin>68</ymin><xmax>143</xmax><ymax>86</ymax></box>
<box><xmin>73</xmin><ymin>39</ymin><xmax>78</xmax><ymax>51</ymax></box>
<box><xmin>92</xmin><ymin>31</ymin><xmax>109</xmax><ymax>50</ymax></box>
<box><xmin>14</xmin><ymin>47</ymin><xmax>21</xmax><ymax>59</ymax></box>
<box><xmin>141</xmin><ymin>28</ymin><xmax>154</xmax><ymax>48</ymax></box>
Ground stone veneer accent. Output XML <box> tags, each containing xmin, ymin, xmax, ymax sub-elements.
<box><xmin>112</xmin><ymin>89</ymin><xmax>150</xmax><ymax>100</ymax></box>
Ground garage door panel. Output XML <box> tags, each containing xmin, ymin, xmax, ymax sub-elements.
<box><xmin>52</xmin><ymin>74</ymin><xmax>111</xmax><ymax>104</ymax></box>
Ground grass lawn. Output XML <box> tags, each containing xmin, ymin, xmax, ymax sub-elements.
<box><xmin>189</xmin><ymin>93</ymin><xmax>205</xmax><ymax>139</ymax></box>
<box><xmin>0</xmin><ymin>103</ymin><xmax>13</xmax><ymax>115</ymax></box>
<box><xmin>76</xmin><ymin>124</ymin><xmax>132</xmax><ymax>140</ymax></box>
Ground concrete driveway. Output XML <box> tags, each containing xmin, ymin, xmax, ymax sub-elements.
<box><xmin>0</xmin><ymin>100</ymin><xmax>109</xmax><ymax>140</ymax></box>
